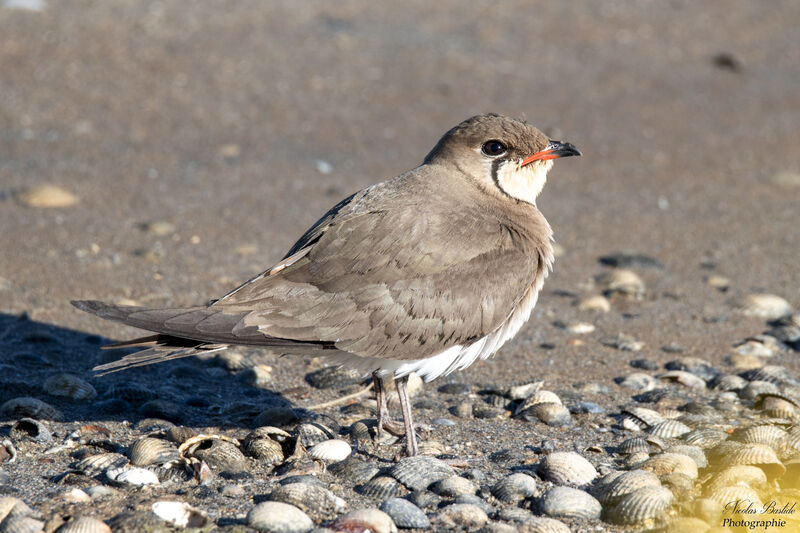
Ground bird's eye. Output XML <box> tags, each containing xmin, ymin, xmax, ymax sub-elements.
<box><xmin>481</xmin><ymin>140</ymin><xmax>507</xmax><ymax>157</ymax></box>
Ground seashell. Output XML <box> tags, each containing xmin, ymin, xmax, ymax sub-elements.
<box><xmin>538</xmin><ymin>486</ymin><xmax>601</xmax><ymax>520</ymax></box>
<box><xmin>328</xmin><ymin>457</ymin><xmax>380</xmax><ymax>485</ymax></box>
<box><xmin>712</xmin><ymin>374</ymin><xmax>748</xmax><ymax>391</ymax></box>
<box><xmin>598</xmin><ymin>269</ymin><xmax>646</xmax><ymax>299</ymax></box>
<box><xmin>349</xmin><ymin>420</ymin><xmax>373</xmax><ymax>442</ymax></box>
<box><xmin>472</xmin><ymin>402</ymin><xmax>507</xmax><ymax>419</ymax></box>
<box><xmin>246</xmin><ymin>501</ymin><xmax>313</xmax><ymax>533</ymax></box>
<box><xmin>73</xmin><ymin>453</ymin><xmax>128</xmax><ymax>477</ymax></box>
<box><xmin>307</xmin><ymin>439</ymin><xmax>351</xmax><ymax>463</ymax></box>
<box><xmin>703</xmin><ymin>465</ymin><xmax>768</xmax><ymax>495</ymax></box>
<box><xmin>593</xmin><ymin>469</ymin><xmax>660</xmax><ymax>505</ymax></box>
<box><xmin>648</xmin><ymin>420</ymin><xmax>691</xmax><ymax>439</ymax></box>
<box><xmin>379</xmin><ymin>497</ymin><xmax>429</xmax><ymax>529</ymax></box>
<box><xmin>718</xmin><ymin>443</ymin><xmax>786</xmax><ymax>479</ymax></box>
<box><xmin>151</xmin><ymin>501</ymin><xmax>209</xmax><ymax>528</ymax></box>
<box><xmin>434</xmin><ymin>503</ymin><xmax>488</xmax><ymax>529</ymax></box>
<box><xmin>519</xmin><ymin>402</ymin><xmax>573</xmax><ymax>427</ymax></box>
<box><xmin>165</xmin><ymin>426</ymin><xmax>197</xmax><ymax>444</ymax></box>
<box><xmin>57</xmin><ymin>516</ymin><xmax>112</xmax><ymax>533</ymax></box>
<box><xmin>185</xmin><ymin>438</ymin><xmax>246</xmax><ymax>473</ymax></box>
<box><xmin>516</xmin><ymin>516</ymin><xmax>571</xmax><ymax>533</ymax></box>
<box><xmin>623</xmin><ymin>452</ymin><xmax>651</xmax><ymax>469</ymax></box>
<box><xmin>390</xmin><ymin>455</ymin><xmax>455</xmax><ymax>491</ymax></box>
<box><xmin>618</xmin><ymin>437</ymin><xmax>651</xmax><ymax>455</ymax></box>
<box><xmin>731</xmin><ymin>293</ymin><xmax>792</xmax><ymax>320</ymax></box>
<box><xmin>657</xmin><ymin>370</ymin><xmax>706</xmax><ymax>390</ymax></box>
<box><xmin>42</xmin><ymin>374</ymin><xmax>97</xmax><ymax>401</ymax></box>
<box><xmin>707</xmin><ymin>485</ymin><xmax>763</xmax><ymax>509</ymax></box>
<box><xmin>664</xmin><ymin>445</ymin><xmax>707</xmax><ymax>468</ymax></box>
<box><xmin>577</xmin><ymin>294</ymin><xmax>611</xmax><ymax>312</ymax></box>
<box><xmin>601</xmin><ymin>333</ymin><xmax>644</xmax><ymax>351</ymax></box>
<box><xmin>641</xmin><ymin>453</ymin><xmax>698</xmax><ymax>479</ymax></box>
<box><xmin>269</xmin><ymin>482</ymin><xmax>346</xmax><ymax>518</ymax></box>
<box><xmin>417</xmin><ymin>439</ymin><xmax>447</xmax><ymax>456</ymax></box>
<box><xmin>659</xmin><ymin>472</ymin><xmax>695</xmax><ymax>501</ymax></box>
<box><xmin>331</xmin><ymin>508</ymin><xmax>397</xmax><ymax>533</ymax></box>
<box><xmin>618</xmin><ymin>373</ymin><xmax>659</xmax><ymax>392</ymax></box>
<box><xmin>491</xmin><ymin>472</ymin><xmax>537</xmax><ymax>503</ymax></box>
<box><xmin>741</xmin><ymin>365</ymin><xmax>795</xmax><ymax>385</ymax></box>
<box><xmin>515</xmin><ymin>390</ymin><xmax>562</xmax><ymax>414</ymax></box>
<box><xmin>0</xmin><ymin>497</ymin><xmax>34</xmax><ymax>522</ymax></box>
<box><xmin>127</xmin><ymin>438</ymin><xmax>179</xmax><ymax>466</ymax></box>
<box><xmin>244</xmin><ymin>436</ymin><xmax>284</xmax><ymax>465</ymax></box>
<box><xmin>406</xmin><ymin>489</ymin><xmax>442</xmax><ymax>510</ymax></box>
<box><xmin>10</xmin><ymin>419</ymin><xmax>51</xmax><ymax>443</ymax></box>
<box><xmin>0</xmin><ymin>515</ymin><xmax>45</xmax><ymax>533</ymax></box>
<box><xmin>732</xmin><ymin>424</ymin><xmax>787</xmax><ymax>451</ymax></box>
<box><xmin>305</xmin><ymin>366</ymin><xmax>365</xmax><ymax>389</ymax></box>
<box><xmin>430</xmin><ymin>475</ymin><xmax>477</xmax><ymax>498</ymax></box>
<box><xmin>111</xmin><ymin>467</ymin><xmax>160</xmax><ymax>486</ymax></box>
<box><xmin>295</xmin><ymin>423</ymin><xmax>335</xmax><ymax>448</ymax></box>
<box><xmin>607</xmin><ymin>485</ymin><xmax>674</xmax><ymax>525</ymax></box>
<box><xmin>622</xmin><ymin>407</ymin><xmax>665</xmax><ymax>428</ymax></box>
<box><xmin>739</xmin><ymin>380</ymin><xmax>780</xmax><ymax>400</ymax></box>
<box><xmin>0</xmin><ymin>397</ymin><xmax>63</xmax><ymax>421</ymax></box>
<box><xmin>539</xmin><ymin>452</ymin><xmax>597</xmax><ymax>487</ymax></box>
<box><xmin>16</xmin><ymin>184</ymin><xmax>78</xmax><ymax>207</ymax></box>
<box><xmin>506</xmin><ymin>381</ymin><xmax>544</xmax><ymax>400</ymax></box>
<box><xmin>787</xmin><ymin>426</ymin><xmax>800</xmax><ymax>452</ymax></box>
<box><xmin>356</xmin><ymin>476</ymin><xmax>406</xmax><ymax>499</ymax></box>
<box><xmin>683</xmin><ymin>427</ymin><xmax>729</xmax><ymax>449</ymax></box>
<box><xmin>758</xmin><ymin>395</ymin><xmax>799</xmax><ymax>419</ymax></box>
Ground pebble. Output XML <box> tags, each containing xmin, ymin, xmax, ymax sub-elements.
<box><xmin>247</xmin><ymin>501</ymin><xmax>313</xmax><ymax>533</ymax></box>
<box><xmin>618</xmin><ymin>373</ymin><xmax>659</xmax><ymax>391</ymax></box>
<box><xmin>599</xmin><ymin>252</ymin><xmax>664</xmax><ymax>270</ymax></box>
<box><xmin>16</xmin><ymin>184</ymin><xmax>78</xmax><ymax>207</ymax></box>
<box><xmin>601</xmin><ymin>333</ymin><xmax>645</xmax><ymax>351</ymax></box>
<box><xmin>630</xmin><ymin>359</ymin><xmax>659</xmax><ymax>371</ymax></box>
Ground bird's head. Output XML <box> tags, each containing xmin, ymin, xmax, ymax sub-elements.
<box><xmin>424</xmin><ymin>113</ymin><xmax>581</xmax><ymax>205</ymax></box>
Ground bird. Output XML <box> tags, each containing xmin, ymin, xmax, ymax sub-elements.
<box><xmin>72</xmin><ymin>113</ymin><xmax>581</xmax><ymax>456</ymax></box>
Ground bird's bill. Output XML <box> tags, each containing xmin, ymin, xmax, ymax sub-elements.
<box><xmin>520</xmin><ymin>140</ymin><xmax>582</xmax><ymax>166</ymax></box>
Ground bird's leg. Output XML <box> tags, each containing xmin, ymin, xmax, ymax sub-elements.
<box><xmin>395</xmin><ymin>374</ymin><xmax>419</xmax><ymax>456</ymax></box>
<box><xmin>373</xmin><ymin>372</ymin><xmax>406</xmax><ymax>438</ymax></box>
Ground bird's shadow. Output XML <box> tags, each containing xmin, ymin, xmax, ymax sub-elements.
<box><xmin>0</xmin><ymin>312</ymin><xmax>299</xmax><ymax>429</ymax></box>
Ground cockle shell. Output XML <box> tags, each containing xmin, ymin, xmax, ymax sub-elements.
<box><xmin>539</xmin><ymin>452</ymin><xmax>597</xmax><ymax>487</ymax></box>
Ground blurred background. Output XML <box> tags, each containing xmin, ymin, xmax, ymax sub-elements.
<box><xmin>0</xmin><ymin>0</ymin><xmax>797</xmax><ymax>371</ymax></box>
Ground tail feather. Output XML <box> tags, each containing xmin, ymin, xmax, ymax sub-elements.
<box><xmin>94</xmin><ymin>343</ymin><xmax>227</xmax><ymax>375</ymax></box>
<box><xmin>71</xmin><ymin>300</ymin><xmax>335</xmax><ymax>374</ymax></box>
